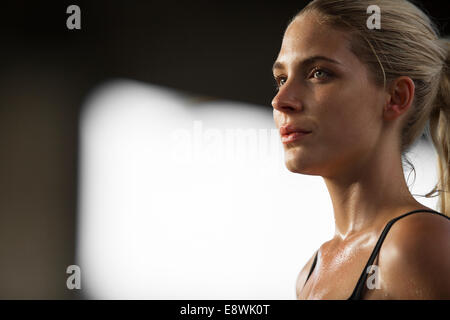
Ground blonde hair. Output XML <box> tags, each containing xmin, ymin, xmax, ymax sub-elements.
<box><xmin>289</xmin><ymin>0</ymin><xmax>450</xmax><ymax>216</ymax></box>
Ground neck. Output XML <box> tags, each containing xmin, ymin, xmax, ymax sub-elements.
<box><xmin>323</xmin><ymin>144</ymin><xmax>424</xmax><ymax>241</ymax></box>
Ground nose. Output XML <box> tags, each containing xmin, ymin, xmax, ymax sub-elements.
<box><xmin>271</xmin><ymin>82</ymin><xmax>303</xmax><ymax>113</ymax></box>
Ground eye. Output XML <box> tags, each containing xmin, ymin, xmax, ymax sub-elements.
<box><xmin>310</xmin><ymin>67</ymin><xmax>331</xmax><ymax>80</ymax></box>
<box><xmin>273</xmin><ymin>76</ymin><xmax>287</xmax><ymax>91</ymax></box>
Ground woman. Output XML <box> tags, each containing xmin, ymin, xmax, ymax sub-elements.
<box><xmin>271</xmin><ymin>0</ymin><xmax>450</xmax><ymax>299</ymax></box>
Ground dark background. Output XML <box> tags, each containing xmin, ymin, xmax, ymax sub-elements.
<box><xmin>0</xmin><ymin>0</ymin><xmax>448</xmax><ymax>299</ymax></box>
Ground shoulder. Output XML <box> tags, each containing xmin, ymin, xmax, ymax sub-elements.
<box><xmin>378</xmin><ymin>211</ymin><xmax>450</xmax><ymax>299</ymax></box>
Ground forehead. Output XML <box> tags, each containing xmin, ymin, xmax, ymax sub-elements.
<box><xmin>276</xmin><ymin>13</ymin><xmax>356</xmax><ymax>68</ymax></box>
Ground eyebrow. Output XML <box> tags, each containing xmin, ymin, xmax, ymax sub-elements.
<box><xmin>272</xmin><ymin>55</ymin><xmax>342</xmax><ymax>73</ymax></box>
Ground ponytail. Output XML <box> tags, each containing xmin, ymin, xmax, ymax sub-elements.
<box><xmin>426</xmin><ymin>38</ymin><xmax>450</xmax><ymax>217</ymax></box>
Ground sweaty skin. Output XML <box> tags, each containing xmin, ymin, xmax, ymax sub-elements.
<box><xmin>271</xmin><ymin>13</ymin><xmax>450</xmax><ymax>299</ymax></box>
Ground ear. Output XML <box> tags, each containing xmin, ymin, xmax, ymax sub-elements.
<box><xmin>383</xmin><ymin>76</ymin><xmax>415</xmax><ymax>121</ymax></box>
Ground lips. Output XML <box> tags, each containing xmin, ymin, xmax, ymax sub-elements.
<box><xmin>279</xmin><ymin>125</ymin><xmax>312</xmax><ymax>144</ymax></box>
<box><xmin>279</xmin><ymin>124</ymin><xmax>312</xmax><ymax>136</ymax></box>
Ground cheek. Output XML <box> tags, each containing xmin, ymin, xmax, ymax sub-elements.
<box><xmin>315</xmin><ymin>86</ymin><xmax>379</xmax><ymax>151</ymax></box>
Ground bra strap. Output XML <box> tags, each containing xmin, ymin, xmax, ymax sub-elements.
<box><xmin>303</xmin><ymin>250</ymin><xmax>318</xmax><ymax>288</ymax></box>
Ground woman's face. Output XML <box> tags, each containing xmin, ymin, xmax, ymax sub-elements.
<box><xmin>272</xmin><ymin>13</ymin><xmax>387</xmax><ymax>178</ymax></box>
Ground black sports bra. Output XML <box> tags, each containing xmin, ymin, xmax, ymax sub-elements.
<box><xmin>302</xmin><ymin>209</ymin><xmax>450</xmax><ymax>300</ymax></box>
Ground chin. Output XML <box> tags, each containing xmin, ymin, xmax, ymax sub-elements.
<box><xmin>285</xmin><ymin>162</ymin><xmax>312</xmax><ymax>175</ymax></box>
<box><xmin>284</xmin><ymin>149</ymin><xmax>322</xmax><ymax>176</ymax></box>
<box><xmin>285</xmin><ymin>157</ymin><xmax>315</xmax><ymax>175</ymax></box>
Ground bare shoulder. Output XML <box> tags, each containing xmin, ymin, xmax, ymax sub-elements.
<box><xmin>378</xmin><ymin>211</ymin><xmax>450</xmax><ymax>299</ymax></box>
<box><xmin>295</xmin><ymin>250</ymin><xmax>318</xmax><ymax>299</ymax></box>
